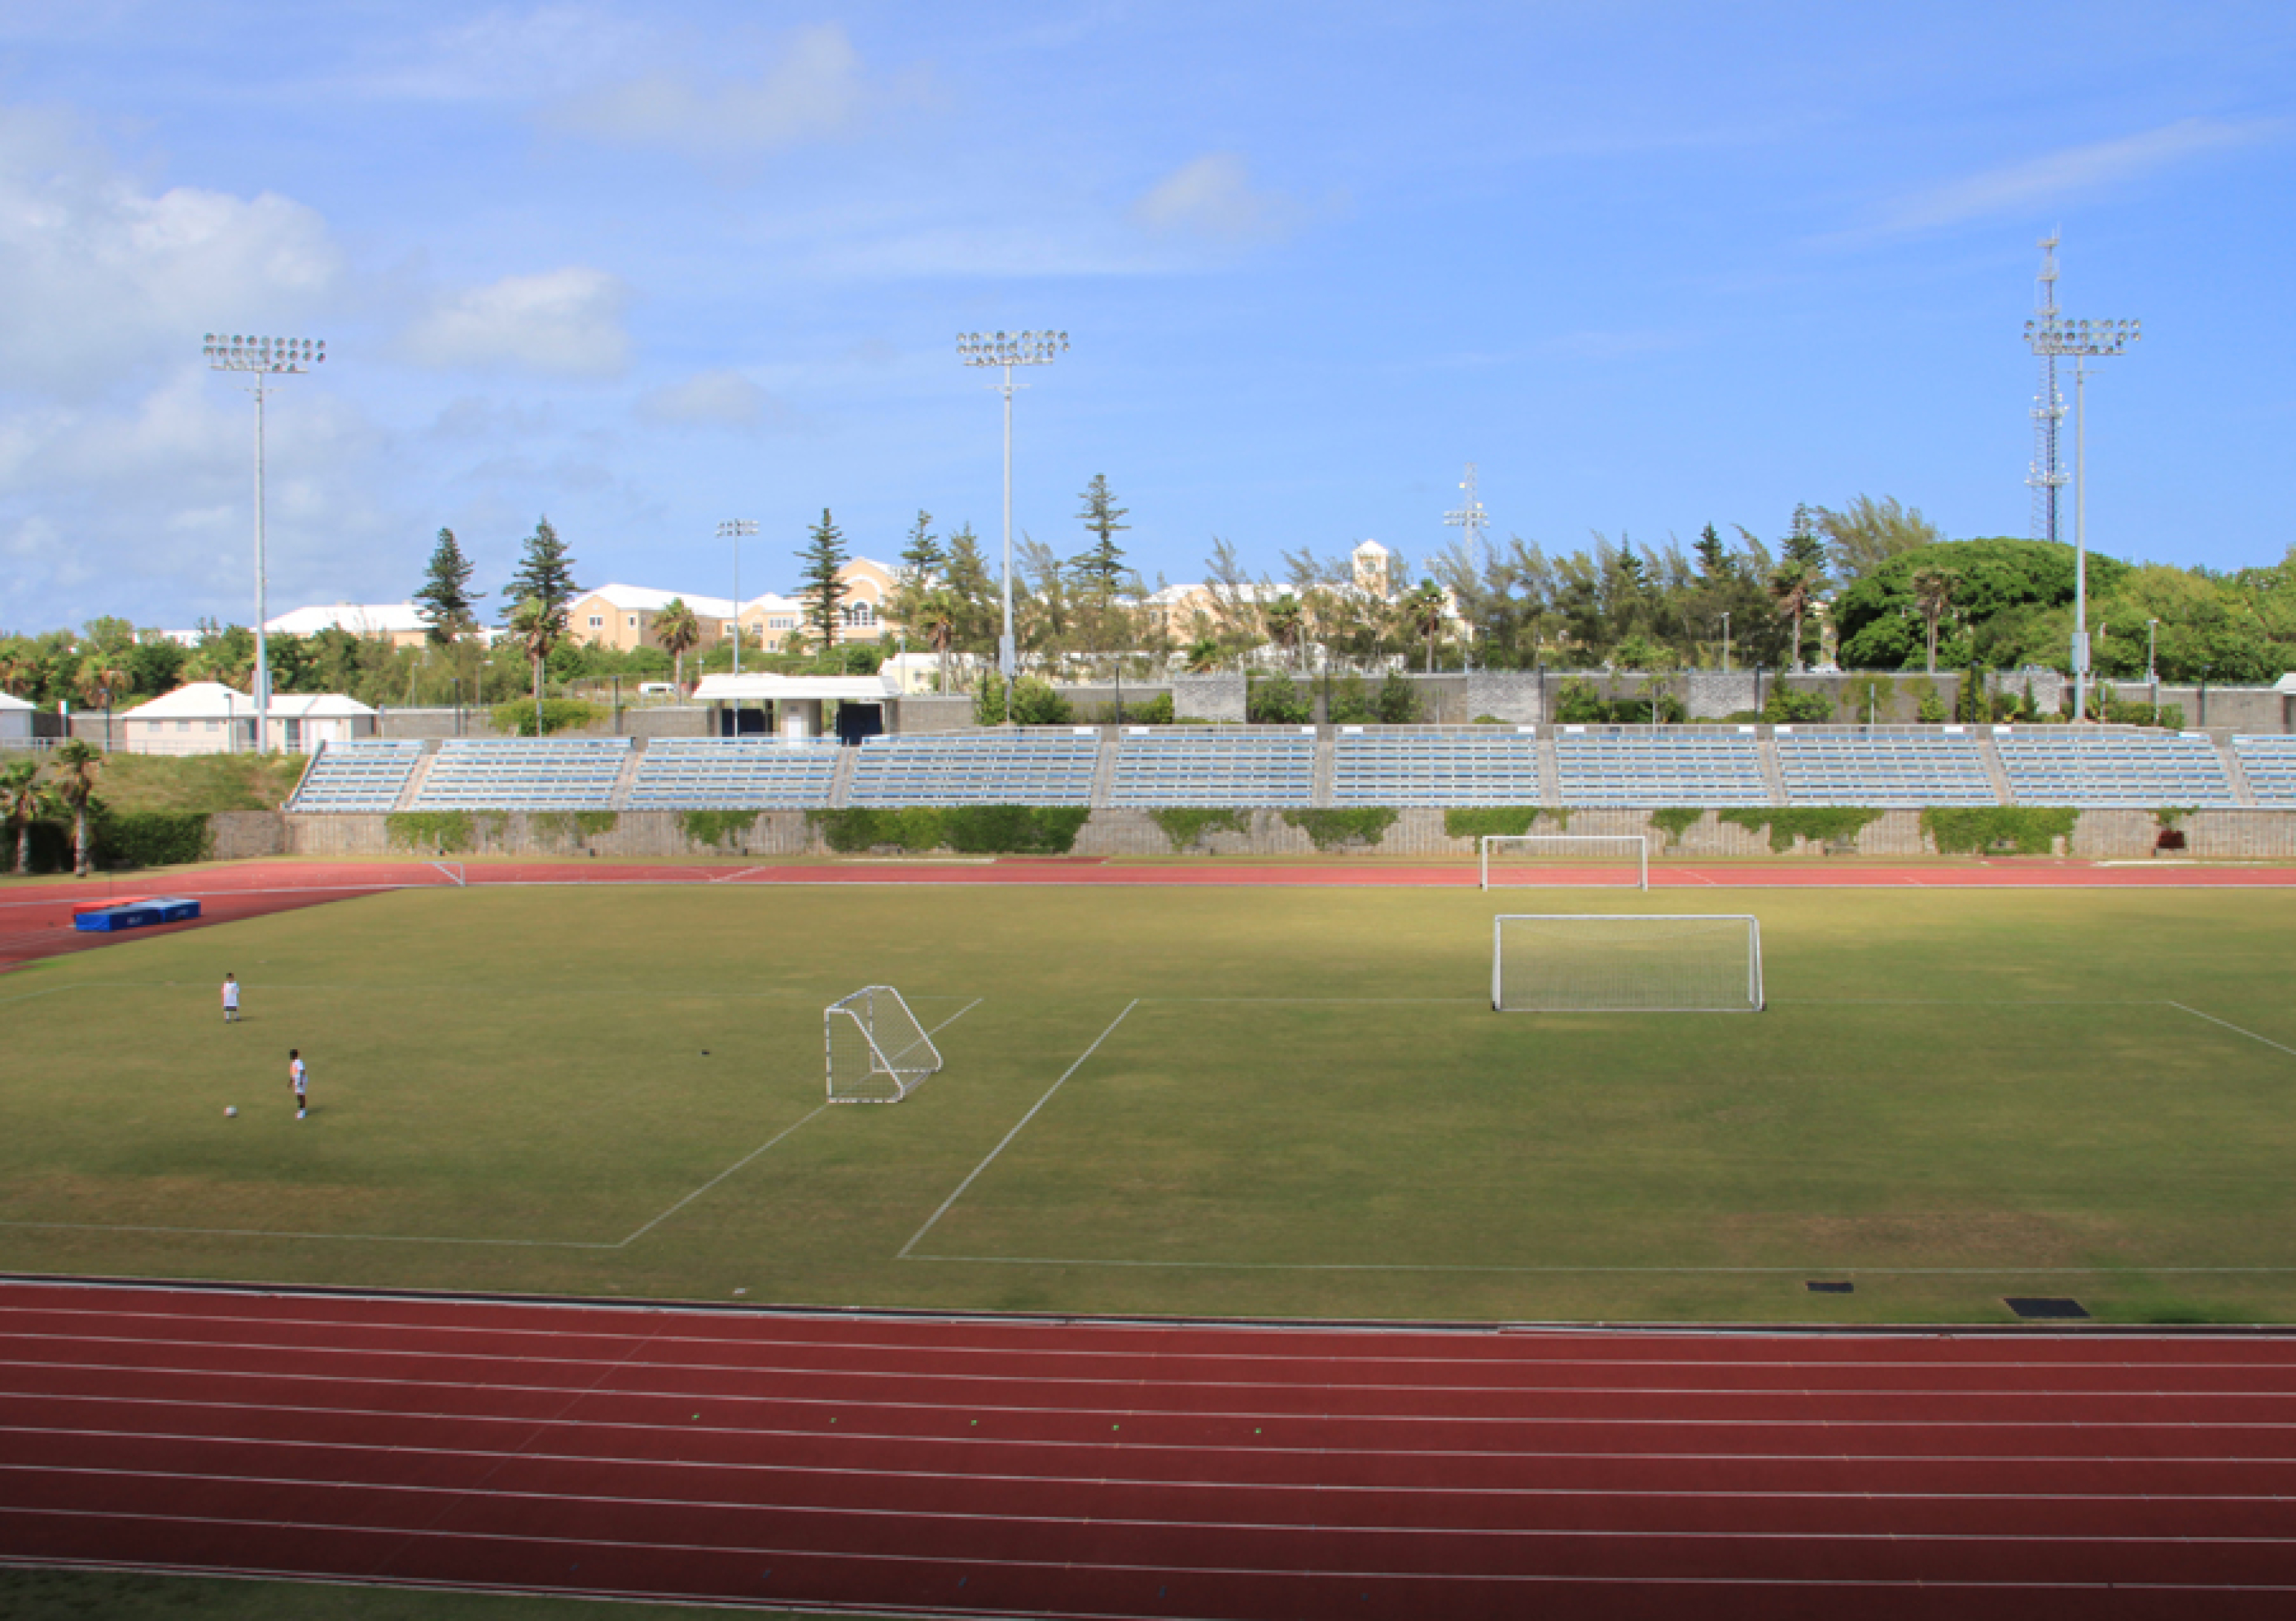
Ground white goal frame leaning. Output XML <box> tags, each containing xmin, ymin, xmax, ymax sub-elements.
<box><xmin>1492</xmin><ymin>914</ymin><xmax>1764</xmax><ymax>1013</ymax></box>
<box><xmin>1480</xmin><ymin>834</ymin><xmax>1649</xmax><ymax>892</ymax></box>
<box><xmin>825</xmin><ymin>985</ymin><xmax>944</xmax><ymax>1103</ymax></box>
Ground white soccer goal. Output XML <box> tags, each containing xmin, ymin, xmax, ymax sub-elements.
<box><xmin>1480</xmin><ymin>834</ymin><xmax>1649</xmax><ymax>891</ymax></box>
<box><xmin>1492</xmin><ymin>915</ymin><xmax>1763</xmax><ymax>1013</ymax></box>
<box><xmin>825</xmin><ymin>985</ymin><xmax>944</xmax><ymax>1103</ymax></box>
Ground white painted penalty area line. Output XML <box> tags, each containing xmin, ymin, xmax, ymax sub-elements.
<box><xmin>898</xmin><ymin>999</ymin><xmax>1138</xmax><ymax>1260</ymax></box>
<box><xmin>2168</xmin><ymin>1002</ymin><xmax>2296</xmax><ymax>1061</ymax></box>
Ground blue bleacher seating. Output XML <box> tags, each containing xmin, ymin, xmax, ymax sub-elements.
<box><xmin>410</xmin><ymin>737</ymin><xmax>632</xmax><ymax>810</ymax></box>
<box><xmin>1993</xmin><ymin>729</ymin><xmax>2237</xmax><ymax>808</ymax></box>
<box><xmin>848</xmin><ymin>729</ymin><xmax>1098</xmax><ymax>806</ymax></box>
<box><xmin>286</xmin><ymin>739</ymin><xmax>425</xmax><ymax>811</ymax></box>
<box><xmin>1777</xmin><ymin>727</ymin><xmax>1995</xmax><ymax>806</ymax></box>
<box><xmin>1108</xmin><ymin>728</ymin><xmax>1315</xmax><ymax>807</ymax></box>
<box><xmin>1332</xmin><ymin>726</ymin><xmax>1539</xmax><ymax>805</ymax></box>
<box><xmin>625</xmin><ymin>738</ymin><xmax>841</xmax><ymax>808</ymax></box>
<box><xmin>2231</xmin><ymin>736</ymin><xmax>2296</xmax><ymax>807</ymax></box>
<box><xmin>1552</xmin><ymin>728</ymin><xmax>1770</xmax><ymax>805</ymax></box>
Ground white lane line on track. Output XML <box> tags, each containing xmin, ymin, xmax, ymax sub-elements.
<box><xmin>7</xmin><ymin>1498</ymin><xmax>2296</xmax><ymax>1567</ymax></box>
<box><xmin>909</xmin><ymin>1254</ymin><xmax>2296</xmax><ymax>1274</ymax></box>
<box><xmin>13</xmin><ymin>1410</ymin><xmax>2295</xmax><ymax>1478</ymax></box>
<box><xmin>8</xmin><ymin>1356</ymin><xmax>2295</xmax><ymax>1421</ymax></box>
<box><xmin>898</xmin><ymin>999</ymin><xmax>1138</xmax><ymax>1259</ymax></box>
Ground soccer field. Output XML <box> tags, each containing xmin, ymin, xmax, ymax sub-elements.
<box><xmin>4</xmin><ymin>880</ymin><xmax>2294</xmax><ymax>1324</ymax></box>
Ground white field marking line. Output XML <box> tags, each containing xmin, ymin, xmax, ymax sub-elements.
<box><xmin>2169</xmin><ymin>1002</ymin><xmax>2296</xmax><ymax>1061</ymax></box>
<box><xmin>11</xmin><ymin>1498</ymin><xmax>2296</xmax><ymax>1573</ymax></box>
<box><xmin>25</xmin><ymin>1458</ymin><xmax>2296</xmax><ymax>1539</ymax></box>
<box><xmin>24</xmin><ymin>1408</ymin><xmax>2296</xmax><ymax>1483</ymax></box>
<box><xmin>709</xmin><ymin>866</ymin><xmax>769</xmax><ymax>883</ymax></box>
<box><xmin>0</xmin><ymin>997</ymin><xmax>980</xmax><ymax>1251</ymax></box>
<box><xmin>898</xmin><ymin>999</ymin><xmax>1138</xmax><ymax>1260</ymax></box>
<box><xmin>908</xmin><ymin>1254</ymin><xmax>2296</xmax><ymax>1275</ymax></box>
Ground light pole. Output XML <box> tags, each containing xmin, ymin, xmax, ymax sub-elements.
<box><xmin>204</xmin><ymin>333</ymin><xmax>324</xmax><ymax>754</ymax></box>
<box><xmin>718</xmin><ymin>520</ymin><xmax>757</xmax><ymax>677</ymax></box>
<box><xmin>2024</xmin><ymin>312</ymin><xmax>2138</xmax><ymax>726</ymax></box>
<box><xmin>2147</xmin><ymin>616</ymin><xmax>2161</xmax><ymax>711</ymax></box>
<box><xmin>956</xmin><ymin>329</ymin><xmax>1068</xmax><ymax>703</ymax></box>
<box><xmin>1721</xmin><ymin>610</ymin><xmax>1732</xmax><ymax>674</ymax></box>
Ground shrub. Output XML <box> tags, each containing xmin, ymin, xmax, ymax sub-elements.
<box><xmin>1442</xmin><ymin>807</ymin><xmax>1572</xmax><ymax>840</ymax></box>
<box><xmin>1760</xmin><ymin>688</ymin><xmax>1833</xmax><ymax>724</ymax></box>
<box><xmin>387</xmin><ymin>811</ymin><xmax>475</xmax><ymax>853</ymax></box>
<box><xmin>489</xmin><ymin>698</ymin><xmax>606</xmax><ymax>737</ymax></box>
<box><xmin>1246</xmin><ymin>671</ymin><xmax>1312</xmax><ymax>725</ymax></box>
<box><xmin>1326</xmin><ymin>675</ymin><xmax>1378</xmax><ymax>724</ymax></box>
<box><xmin>1109</xmin><ymin>692</ymin><xmax>1174</xmax><ymax>725</ymax></box>
<box><xmin>1718</xmin><ymin>807</ymin><xmax>1884</xmax><ymax>853</ymax></box>
<box><xmin>1646</xmin><ymin>807</ymin><xmax>1703</xmax><ymax>846</ymax></box>
<box><xmin>91</xmin><ymin>809</ymin><xmax>212</xmax><ymax>868</ymax></box>
<box><xmin>1280</xmin><ymin>808</ymin><xmax>1398</xmax><ymax>851</ymax></box>
<box><xmin>1147</xmin><ymin>808</ymin><xmax>1250</xmax><ymax>851</ymax></box>
<box><xmin>532</xmin><ymin>810</ymin><xmax>621</xmax><ymax>848</ymax></box>
<box><xmin>1007</xmin><ymin>677</ymin><xmax>1072</xmax><ymax>726</ymax></box>
<box><xmin>1920</xmin><ymin>807</ymin><xmax>2078</xmax><ymax>856</ymax></box>
<box><xmin>973</xmin><ymin>671</ymin><xmax>1007</xmax><ymax>726</ymax></box>
<box><xmin>1374</xmin><ymin>671</ymin><xmax>1422</xmax><ymax>724</ymax></box>
<box><xmin>806</xmin><ymin>805</ymin><xmax>1091</xmax><ymax>855</ymax></box>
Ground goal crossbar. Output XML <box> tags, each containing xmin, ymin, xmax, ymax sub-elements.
<box><xmin>1480</xmin><ymin>834</ymin><xmax>1649</xmax><ymax>891</ymax></box>
<box><xmin>1492</xmin><ymin>914</ymin><xmax>1762</xmax><ymax>1013</ymax></box>
<box><xmin>825</xmin><ymin>985</ymin><xmax>943</xmax><ymax>1103</ymax></box>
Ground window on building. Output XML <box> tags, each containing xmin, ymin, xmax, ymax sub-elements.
<box><xmin>628</xmin><ymin>616</ymin><xmax>638</xmax><ymax>628</ymax></box>
<box><xmin>589</xmin><ymin>616</ymin><xmax>603</xmax><ymax>628</ymax></box>
<box><xmin>843</xmin><ymin>602</ymin><xmax>876</xmax><ymax>628</ymax></box>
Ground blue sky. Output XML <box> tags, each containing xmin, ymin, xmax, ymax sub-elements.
<box><xmin>2</xmin><ymin>1</ymin><xmax>2290</xmax><ymax>634</ymax></box>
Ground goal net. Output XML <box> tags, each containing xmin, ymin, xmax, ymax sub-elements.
<box><xmin>1480</xmin><ymin>834</ymin><xmax>1648</xmax><ymax>891</ymax></box>
<box><xmin>1492</xmin><ymin>915</ymin><xmax>1763</xmax><ymax>1013</ymax></box>
<box><xmin>825</xmin><ymin>986</ymin><xmax>944</xmax><ymax>1103</ymax></box>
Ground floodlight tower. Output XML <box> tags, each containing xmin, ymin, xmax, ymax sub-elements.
<box><xmin>956</xmin><ymin>329</ymin><xmax>1068</xmax><ymax>693</ymax></box>
<box><xmin>1445</xmin><ymin>464</ymin><xmax>1492</xmax><ymax>671</ymax></box>
<box><xmin>203</xmin><ymin>332</ymin><xmax>325</xmax><ymax>754</ymax></box>
<box><xmin>2026</xmin><ymin>235</ymin><xmax>2068</xmax><ymax>544</ymax></box>
<box><xmin>719</xmin><ymin>519</ymin><xmax>757</xmax><ymax>675</ymax></box>
<box><xmin>2024</xmin><ymin>309</ymin><xmax>2141</xmax><ymax>724</ymax></box>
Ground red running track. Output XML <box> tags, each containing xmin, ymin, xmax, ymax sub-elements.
<box><xmin>3</xmin><ymin>1280</ymin><xmax>2295</xmax><ymax>1618</ymax></box>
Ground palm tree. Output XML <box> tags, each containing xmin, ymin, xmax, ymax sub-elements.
<box><xmin>654</xmin><ymin>599</ymin><xmax>702</xmax><ymax>694</ymax></box>
<box><xmin>1262</xmin><ymin>593</ymin><xmax>1306</xmax><ymax>672</ymax></box>
<box><xmin>911</xmin><ymin>589</ymin><xmax>958</xmax><ymax>695</ymax></box>
<box><xmin>47</xmin><ymin>740</ymin><xmax>102</xmax><ymax>879</ymax></box>
<box><xmin>1400</xmin><ymin>581</ymin><xmax>1449</xmax><ymax>674</ymax></box>
<box><xmin>1909</xmin><ymin>566</ymin><xmax>1958</xmax><ymax>675</ymax></box>
<box><xmin>506</xmin><ymin>596</ymin><xmax>561</xmax><ymax>736</ymax></box>
<box><xmin>1767</xmin><ymin>560</ymin><xmax>1819</xmax><ymax>673</ymax></box>
<box><xmin>1</xmin><ymin>759</ymin><xmax>45</xmax><ymax>875</ymax></box>
<box><xmin>1181</xmin><ymin>637</ymin><xmax>1222</xmax><ymax>674</ymax></box>
<box><xmin>74</xmin><ymin>660</ymin><xmax>129</xmax><ymax>750</ymax></box>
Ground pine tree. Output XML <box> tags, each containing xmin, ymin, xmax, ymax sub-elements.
<box><xmin>797</xmin><ymin>509</ymin><xmax>851</xmax><ymax>659</ymax></box>
<box><xmin>501</xmin><ymin>516</ymin><xmax>581</xmax><ymax>625</ymax></box>
<box><xmin>943</xmin><ymin>525</ymin><xmax>996</xmax><ymax>655</ymax></box>
<box><xmin>1070</xmin><ymin>474</ymin><xmax>1132</xmax><ymax>597</ymax></box>
<box><xmin>413</xmin><ymin>528</ymin><xmax>483</xmax><ymax>646</ymax></box>
<box><xmin>1693</xmin><ymin>523</ymin><xmax>1734</xmax><ymax>581</ymax></box>
<box><xmin>1781</xmin><ymin>503</ymin><xmax>1829</xmax><ymax>580</ymax></box>
<box><xmin>897</xmin><ymin>511</ymin><xmax>946</xmax><ymax>584</ymax></box>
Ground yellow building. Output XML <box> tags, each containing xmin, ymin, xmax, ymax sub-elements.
<box><xmin>566</xmin><ymin>558</ymin><xmax>897</xmax><ymax>655</ymax></box>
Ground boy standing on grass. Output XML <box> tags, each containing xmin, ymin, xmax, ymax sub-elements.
<box><xmin>222</xmin><ymin>974</ymin><xmax>240</xmax><ymax>1023</ymax></box>
<box><xmin>288</xmin><ymin>1049</ymin><xmax>308</xmax><ymax>1120</ymax></box>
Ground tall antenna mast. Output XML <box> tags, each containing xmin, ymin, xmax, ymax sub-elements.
<box><xmin>2026</xmin><ymin>233</ymin><xmax>2068</xmax><ymax>543</ymax></box>
<box><xmin>1445</xmin><ymin>463</ymin><xmax>1490</xmax><ymax>577</ymax></box>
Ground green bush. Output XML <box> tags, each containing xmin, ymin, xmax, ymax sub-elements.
<box><xmin>1008</xmin><ymin>677</ymin><xmax>1073</xmax><ymax>726</ymax></box>
<box><xmin>807</xmin><ymin>805</ymin><xmax>1091</xmax><ymax>855</ymax></box>
<box><xmin>1718</xmin><ymin>807</ymin><xmax>1884</xmax><ymax>853</ymax></box>
<box><xmin>1760</xmin><ymin>688</ymin><xmax>1833</xmax><ymax>724</ymax></box>
<box><xmin>1442</xmin><ymin>807</ymin><xmax>1572</xmax><ymax>840</ymax></box>
<box><xmin>1647</xmin><ymin>807</ymin><xmax>1703</xmax><ymax>846</ymax></box>
<box><xmin>973</xmin><ymin>671</ymin><xmax>1007</xmax><ymax>726</ymax></box>
<box><xmin>1280</xmin><ymin>808</ymin><xmax>1398</xmax><ymax>851</ymax></box>
<box><xmin>1555</xmin><ymin>677</ymin><xmax>1687</xmax><ymax>725</ymax></box>
<box><xmin>532</xmin><ymin>810</ymin><xmax>620</xmax><ymax>847</ymax></box>
<box><xmin>91</xmin><ymin>809</ymin><xmax>212</xmax><ymax>868</ymax></box>
<box><xmin>1086</xmin><ymin>692</ymin><xmax>1175</xmax><ymax>725</ymax></box>
<box><xmin>1326</xmin><ymin>674</ymin><xmax>1378</xmax><ymax>724</ymax></box>
<box><xmin>1147</xmin><ymin>808</ymin><xmax>1250</xmax><ymax>851</ymax></box>
<box><xmin>1246</xmin><ymin>672</ymin><xmax>1313</xmax><ymax>725</ymax></box>
<box><xmin>677</xmin><ymin>810</ymin><xmax>757</xmax><ymax>849</ymax></box>
<box><xmin>387</xmin><ymin>811</ymin><xmax>475</xmax><ymax>853</ymax></box>
<box><xmin>1375</xmin><ymin>671</ymin><xmax>1422</xmax><ymax>724</ymax></box>
<box><xmin>1920</xmin><ymin>806</ymin><xmax>2078</xmax><ymax>856</ymax></box>
<box><xmin>489</xmin><ymin>697</ymin><xmax>607</xmax><ymax>737</ymax></box>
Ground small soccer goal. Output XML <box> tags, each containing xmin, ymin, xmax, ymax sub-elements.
<box><xmin>1492</xmin><ymin>915</ymin><xmax>1763</xmax><ymax>1013</ymax></box>
<box><xmin>825</xmin><ymin>985</ymin><xmax>944</xmax><ymax>1103</ymax></box>
<box><xmin>1480</xmin><ymin>834</ymin><xmax>1649</xmax><ymax>891</ymax></box>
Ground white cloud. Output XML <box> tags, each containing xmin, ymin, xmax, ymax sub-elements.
<box><xmin>635</xmin><ymin>369</ymin><xmax>785</xmax><ymax>429</ymax></box>
<box><xmin>1130</xmin><ymin>153</ymin><xmax>1303</xmax><ymax>245</ymax></box>
<box><xmin>1859</xmin><ymin>117</ymin><xmax>2281</xmax><ymax>238</ymax></box>
<box><xmin>401</xmin><ymin>268</ymin><xmax>633</xmax><ymax>377</ymax></box>
<box><xmin>541</xmin><ymin>22</ymin><xmax>916</xmax><ymax>159</ymax></box>
<box><xmin>352</xmin><ymin>3</ymin><xmax>661</xmax><ymax>103</ymax></box>
<box><xmin>0</xmin><ymin>105</ymin><xmax>345</xmax><ymax>399</ymax></box>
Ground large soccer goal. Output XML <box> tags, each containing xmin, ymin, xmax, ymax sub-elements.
<box><xmin>1480</xmin><ymin>834</ymin><xmax>1649</xmax><ymax>891</ymax></box>
<box><xmin>1492</xmin><ymin>915</ymin><xmax>1763</xmax><ymax>1013</ymax></box>
<box><xmin>825</xmin><ymin>986</ymin><xmax>944</xmax><ymax>1103</ymax></box>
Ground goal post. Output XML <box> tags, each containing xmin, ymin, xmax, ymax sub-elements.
<box><xmin>825</xmin><ymin>985</ymin><xmax>943</xmax><ymax>1103</ymax></box>
<box><xmin>1480</xmin><ymin>834</ymin><xmax>1649</xmax><ymax>891</ymax></box>
<box><xmin>1492</xmin><ymin>915</ymin><xmax>1763</xmax><ymax>1013</ymax></box>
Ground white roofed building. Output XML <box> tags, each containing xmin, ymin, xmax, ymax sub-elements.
<box><xmin>0</xmin><ymin>691</ymin><xmax>33</xmax><ymax>744</ymax></box>
<box><xmin>265</xmin><ymin>603</ymin><xmax>430</xmax><ymax>649</ymax></box>
<box><xmin>117</xmin><ymin>682</ymin><xmax>375</xmax><ymax>755</ymax></box>
<box><xmin>567</xmin><ymin>558</ymin><xmax>900</xmax><ymax>657</ymax></box>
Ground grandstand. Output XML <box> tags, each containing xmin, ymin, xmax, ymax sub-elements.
<box><xmin>1332</xmin><ymin>726</ymin><xmax>1540</xmax><ymax>806</ymax></box>
<box><xmin>1776</xmin><ymin>727</ymin><xmax>1996</xmax><ymax>806</ymax></box>
<box><xmin>1993</xmin><ymin>729</ymin><xmax>2239</xmax><ymax>808</ymax></box>
<box><xmin>848</xmin><ymin>729</ymin><xmax>1097</xmax><ymax>807</ymax></box>
<box><xmin>1552</xmin><ymin>727</ymin><xmax>1770</xmax><ymax>805</ymax></box>
<box><xmin>282</xmin><ymin>724</ymin><xmax>2275</xmax><ymax>815</ymax></box>
<box><xmin>1107</xmin><ymin>727</ymin><xmax>1316</xmax><ymax>807</ymax></box>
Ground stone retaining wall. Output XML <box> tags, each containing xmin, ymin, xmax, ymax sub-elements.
<box><xmin>282</xmin><ymin>805</ymin><xmax>2296</xmax><ymax>863</ymax></box>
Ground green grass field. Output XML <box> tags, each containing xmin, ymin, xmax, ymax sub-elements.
<box><xmin>4</xmin><ymin>879</ymin><xmax>2295</xmax><ymax>1324</ymax></box>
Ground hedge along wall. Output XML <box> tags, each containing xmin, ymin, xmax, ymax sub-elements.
<box><xmin>283</xmin><ymin>806</ymin><xmax>2296</xmax><ymax>861</ymax></box>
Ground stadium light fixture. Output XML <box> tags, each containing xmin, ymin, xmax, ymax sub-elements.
<box><xmin>956</xmin><ymin>329</ymin><xmax>1068</xmax><ymax>706</ymax></box>
<box><xmin>718</xmin><ymin>520</ymin><xmax>758</xmax><ymax>677</ymax></box>
<box><xmin>2024</xmin><ymin>313</ymin><xmax>2139</xmax><ymax>726</ymax></box>
<box><xmin>203</xmin><ymin>334</ymin><xmax>325</xmax><ymax>755</ymax></box>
